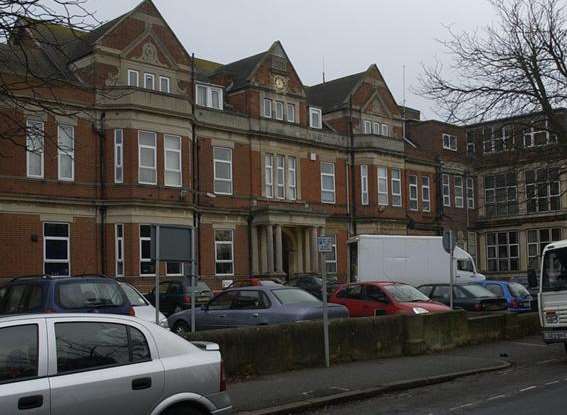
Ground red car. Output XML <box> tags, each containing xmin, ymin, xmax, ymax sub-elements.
<box><xmin>330</xmin><ymin>281</ymin><xmax>451</xmax><ymax>317</ymax></box>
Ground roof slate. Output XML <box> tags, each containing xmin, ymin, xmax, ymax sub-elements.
<box><xmin>306</xmin><ymin>71</ymin><xmax>366</xmax><ymax>113</ymax></box>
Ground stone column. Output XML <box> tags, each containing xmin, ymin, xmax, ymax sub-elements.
<box><xmin>260</xmin><ymin>226</ymin><xmax>268</xmax><ymax>274</ymax></box>
<box><xmin>275</xmin><ymin>225</ymin><xmax>283</xmax><ymax>274</ymax></box>
<box><xmin>295</xmin><ymin>228</ymin><xmax>304</xmax><ymax>273</ymax></box>
<box><xmin>251</xmin><ymin>226</ymin><xmax>259</xmax><ymax>276</ymax></box>
<box><xmin>304</xmin><ymin>229</ymin><xmax>311</xmax><ymax>273</ymax></box>
<box><xmin>311</xmin><ymin>227</ymin><xmax>319</xmax><ymax>273</ymax></box>
<box><xmin>267</xmin><ymin>224</ymin><xmax>274</xmax><ymax>274</ymax></box>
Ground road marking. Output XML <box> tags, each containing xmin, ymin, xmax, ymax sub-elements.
<box><xmin>545</xmin><ymin>380</ymin><xmax>560</xmax><ymax>386</ymax></box>
<box><xmin>450</xmin><ymin>403</ymin><xmax>474</xmax><ymax>411</ymax></box>
<box><xmin>509</xmin><ymin>341</ymin><xmax>549</xmax><ymax>348</ymax></box>
<box><xmin>519</xmin><ymin>386</ymin><xmax>537</xmax><ymax>392</ymax></box>
<box><xmin>330</xmin><ymin>386</ymin><xmax>350</xmax><ymax>392</ymax></box>
<box><xmin>536</xmin><ymin>359</ymin><xmax>560</xmax><ymax>365</ymax></box>
<box><xmin>487</xmin><ymin>394</ymin><xmax>507</xmax><ymax>401</ymax></box>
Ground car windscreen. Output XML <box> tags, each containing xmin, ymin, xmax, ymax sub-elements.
<box><xmin>508</xmin><ymin>282</ymin><xmax>530</xmax><ymax>297</ymax></box>
<box><xmin>542</xmin><ymin>247</ymin><xmax>567</xmax><ymax>292</ymax></box>
<box><xmin>383</xmin><ymin>284</ymin><xmax>430</xmax><ymax>302</ymax></box>
<box><xmin>272</xmin><ymin>288</ymin><xmax>321</xmax><ymax>305</ymax></box>
<box><xmin>461</xmin><ymin>284</ymin><xmax>496</xmax><ymax>298</ymax></box>
<box><xmin>119</xmin><ymin>283</ymin><xmax>148</xmax><ymax>306</ymax></box>
<box><xmin>56</xmin><ymin>281</ymin><xmax>125</xmax><ymax>309</ymax></box>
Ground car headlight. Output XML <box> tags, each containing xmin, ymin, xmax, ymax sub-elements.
<box><xmin>545</xmin><ymin>311</ymin><xmax>559</xmax><ymax>324</ymax></box>
<box><xmin>413</xmin><ymin>307</ymin><xmax>430</xmax><ymax>315</ymax></box>
<box><xmin>159</xmin><ymin>319</ymin><xmax>169</xmax><ymax>328</ymax></box>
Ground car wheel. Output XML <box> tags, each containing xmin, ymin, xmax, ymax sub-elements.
<box><xmin>163</xmin><ymin>404</ymin><xmax>205</xmax><ymax>415</ymax></box>
<box><xmin>173</xmin><ymin>320</ymin><xmax>189</xmax><ymax>336</ymax></box>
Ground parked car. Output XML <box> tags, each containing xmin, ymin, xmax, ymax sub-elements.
<box><xmin>213</xmin><ymin>278</ymin><xmax>283</xmax><ymax>295</ymax></box>
<box><xmin>0</xmin><ymin>275</ymin><xmax>133</xmax><ymax>316</ymax></box>
<box><xmin>118</xmin><ymin>282</ymin><xmax>169</xmax><ymax>328</ymax></box>
<box><xmin>476</xmin><ymin>280</ymin><xmax>533</xmax><ymax>313</ymax></box>
<box><xmin>0</xmin><ymin>313</ymin><xmax>231</xmax><ymax>414</ymax></box>
<box><xmin>510</xmin><ymin>274</ymin><xmax>539</xmax><ymax>311</ymax></box>
<box><xmin>330</xmin><ymin>281</ymin><xmax>451</xmax><ymax>317</ymax></box>
<box><xmin>169</xmin><ymin>286</ymin><xmax>349</xmax><ymax>333</ymax></box>
<box><xmin>285</xmin><ymin>275</ymin><xmax>338</xmax><ymax>300</ymax></box>
<box><xmin>146</xmin><ymin>279</ymin><xmax>213</xmax><ymax>316</ymax></box>
<box><xmin>417</xmin><ymin>283</ymin><xmax>508</xmax><ymax>312</ymax></box>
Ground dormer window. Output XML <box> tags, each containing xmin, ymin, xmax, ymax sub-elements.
<box><xmin>195</xmin><ymin>83</ymin><xmax>223</xmax><ymax>110</ymax></box>
<box><xmin>442</xmin><ymin>133</ymin><xmax>457</xmax><ymax>151</ymax></box>
<box><xmin>128</xmin><ymin>69</ymin><xmax>139</xmax><ymax>87</ymax></box>
<box><xmin>309</xmin><ymin>107</ymin><xmax>322</xmax><ymax>129</ymax></box>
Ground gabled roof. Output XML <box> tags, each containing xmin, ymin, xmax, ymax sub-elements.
<box><xmin>211</xmin><ymin>50</ymin><xmax>267</xmax><ymax>89</ymax></box>
<box><xmin>306</xmin><ymin>71</ymin><xmax>366</xmax><ymax>113</ymax></box>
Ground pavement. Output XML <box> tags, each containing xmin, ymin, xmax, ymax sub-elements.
<box><xmin>229</xmin><ymin>340</ymin><xmax>516</xmax><ymax>414</ymax></box>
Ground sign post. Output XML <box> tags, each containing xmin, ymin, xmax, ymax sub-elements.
<box><xmin>443</xmin><ymin>231</ymin><xmax>456</xmax><ymax>310</ymax></box>
<box><xmin>155</xmin><ymin>225</ymin><xmax>161</xmax><ymax>325</ymax></box>
<box><xmin>318</xmin><ymin>235</ymin><xmax>334</xmax><ymax>369</ymax></box>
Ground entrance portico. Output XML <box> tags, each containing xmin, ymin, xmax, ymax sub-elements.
<box><xmin>251</xmin><ymin>207</ymin><xmax>326</xmax><ymax>279</ymax></box>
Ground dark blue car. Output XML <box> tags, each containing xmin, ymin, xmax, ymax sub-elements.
<box><xmin>477</xmin><ymin>280</ymin><xmax>533</xmax><ymax>312</ymax></box>
<box><xmin>0</xmin><ymin>275</ymin><xmax>133</xmax><ymax>316</ymax></box>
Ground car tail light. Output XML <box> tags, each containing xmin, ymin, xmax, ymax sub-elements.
<box><xmin>183</xmin><ymin>295</ymin><xmax>191</xmax><ymax>304</ymax></box>
<box><xmin>474</xmin><ymin>303</ymin><xmax>483</xmax><ymax>311</ymax></box>
<box><xmin>128</xmin><ymin>306</ymin><xmax>136</xmax><ymax>316</ymax></box>
<box><xmin>220</xmin><ymin>359</ymin><xmax>227</xmax><ymax>392</ymax></box>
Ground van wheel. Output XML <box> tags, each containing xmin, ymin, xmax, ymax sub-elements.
<box><xmin>173</xmin><ymin>321</ymin><xmax>189</xmax><ymax>336</ymax></box>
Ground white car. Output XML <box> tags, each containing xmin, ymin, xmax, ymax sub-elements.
<box><xmin>0</xmin><ymin>314</ymin><xmax>231</xmax><ymax>414</ymax></box>
<box><xmin>119</xmin><ymin>282</ymin><xmax>169</xmax><ymax>329</ymax></box>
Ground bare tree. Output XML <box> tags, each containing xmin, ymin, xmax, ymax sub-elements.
<box><xmin>0</xmin><ymin>0</ymin><xmax>98</xmax><ymax>152</ymax></box>
<box><xmin>419</xmin><ymin>0</ymin><xmax>567</xmax><ymax>142</ymax></box>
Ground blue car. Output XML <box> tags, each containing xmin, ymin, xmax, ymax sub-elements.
<box><xmin>0</xmin><ymin>275</ymin><xmax>133</xmax><ymax>316</ymax></box>
<box><xmin>477</xmin><ymin>280</ymin><xmax>533</xmax><ymax>312</ymax></box>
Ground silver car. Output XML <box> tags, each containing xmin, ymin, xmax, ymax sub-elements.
<box><xmin>0</xmin><ymin>314</ymin><xmax>231</xmax><ymax>414</ymax></box>
<box><xmin>119</xmin><ymin>281</ymin><xmax>169</xmax><ymax>328</ymax></box>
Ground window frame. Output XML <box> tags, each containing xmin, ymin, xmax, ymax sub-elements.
<box><xmin>455</xmin><ymin>176</ymin><xmax>464</xmax><ymax>208</ymax></box>
<box><xmin>163</xmin><ymin>134</ymin><xmax>182</xmax><ymax>188</ymax></box>
<box><xmin>286</xmin><ymin>103</ymin><xmax>296</xmax><ymax>123</ymax></box>
<box><xmin>442</xmin><ymin>174</ymin><xmax>451</xmax><ymax>207</ymax></box>
<box><xmin>363</xmin><ymin>120</ymin><xmax>372</xmax><ymax>134</ymax></box>
<box><xmin>115</xmin><ymin>224</ymin><xmax>124</xmax><ymax>277</ymax></box>
<box><xmin>466</xmin><ymin>177</ymin><xmax>475</xmax><ymax>209</ymax></box>
<box><xmin>138</xmin><ymin>131</ymin><xmax>157</xmax><ymax>185</ymax></box>
<box><xmin>409</xmin><ymin>175</ymin><xmax>418</xmax><ymax>211</ymax></box>
<box><xmin>159</xmin><ymin>76</ymin><xmax>170</xmax><ymax>93</ymax></box>
<box><xmin>422</xmin><ymin>176</ymin><xmax>431</xmax><ymax>212</ymax></box>
<box><xmin>195</xmin><ymin>84</ymin><xmax>223</xmax><ymax>110</ymax></box>
<box><xmin>44</xmin><ymin>222</ymin><xmax>70</xmax><ymax>276</ymax></box>
<box><xmin>114</xmin><ymin>129</ymin><xmax>124</xmax><ymax>184</ymax></box>
<box><xmin>26</xmin><ymin>119</ymin><xmax>44</xmax><ymax>179</ymax></box>
<box><xmin>275</xmin><ymin>155</ymin><xmax>286</xmax><ymax>199</ymax></box>
<box><xmin>360</xmin><ymin>164</ymin><xmax>369</xmax><ymax>206</ymax></box>
<box><xmin>309</xmin><ymin>107</ymin><xmax>322</xmax><ymax>129</ymax></box>
<box><xmin>486</xmin><ymin>231</ymin><xmax>519</xmax><ymax>272</ymax></box>
<box><xmin>484</xmin><ymin>173</ymin><xmax>518</xmax><ymax>217</ymax></box>
<box><xmin>0</xmin><ymin>324</ymin><xmax>39</xmax><ymax>385</ymax></box>
<box><xmin>57</xmin><ymin>124</ymin><xmax>74</xmax><ymax>182</ymax></box>
<box><xmin>381</xmin><ymin>123</ymin><xmax>390</xmax><ymax>137</ymax></box>
<box><xmin>263</xmin><ymin>98</ymin><xmax>273</xmax><ymax>118</ymax></box>
<box><xmin>264</xmin><ymin>153</ymin><xmax>274</xmax><ymax>199</ymax></box>
<box><xmin>325</xmin><ymin>235</ymin><xmax>337</xmax><ymax>274</ymax></box>
<box><xmin>127</xmin><ymin>69</ymin><xmax>139</xmax><ymax>87</ymax></box>
<box><xmin>144</xmin><ymin>73</ymin><xmax>155</xmax><ymax>90</ymax></box>
<box><xmin>442</xmin><ymin>133</ymin><xmax>457</xmax><ymax>151</ymax></box>
<box><xmin>525</xmin><ymin>167</ymin><xmax>561</xmax><ymax>213</ymax></box>
<box><xmin>166</xmin><ymin>262</ymin><xmax>184</xmax><ymax>277</ymax></box>
<box><xmin>139</xmin><ymin>224</ymin><xmax>155</xmax><ymax>276</ymax></box>
<box><xmin>320</xmin><ymin>161</ymin><xmax>336</xmax><ymax>204</ymax></box>
<box><xmin>372</xmin><ymin>122</ymin><xmax>380</xmax><ymax>135</ymax></box>
<box><xmin>377</xmin><ymin>166</ymin><xmax>389</xmax><ymax>206</ymax></box>
<box><xmin>215</xmin><ymin>229</ymin><xmax>234</xmax><ymax>277</ymax></box>
<box><xmin>287</xmin><ymin>156</ymin><xmax>297</xmax><ymax>201</ymax></box>
<box><xmin>275</xmin><ymin>101</ymin><xmax>284</xmax><ymax>121</ymax></box>
<box><xmin>528</xmin><ymin>228</ymin><xmax>562</xmax><ymax>270</ymax></box>
<box><xmin>391</xmin><ymin>168</ymin><xmax>402</xmax><ymax>207</ymax></box>
<box><xmin>213</xmin><ymin>146</ymin><xmax>233</xmax><ymax>196</ymax></box>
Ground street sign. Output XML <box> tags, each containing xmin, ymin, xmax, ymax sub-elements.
<box><xmin>151</xmin><ymin>225</ymin><xmax>193</xmax><ymax>262</ymax></box>
<box><xmin>318</xmin><ymin>236</ymin><xmax>334</xmax><ymax>253</ymax></box>
<box><xmin>442</xmin><ymin>231</ymin><xmax>456</xmax><ymax>254</ymax></box>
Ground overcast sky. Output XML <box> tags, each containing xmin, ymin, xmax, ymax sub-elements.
<box><xmin>86</xmin><ymin>0</ymin><xmax>496</xmax><ymax>120</ymax></box>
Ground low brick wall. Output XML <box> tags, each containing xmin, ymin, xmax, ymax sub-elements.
<box><xmin>183</xmin><ymin>311</ymin><xmax>541</xmax><ymax>378</ymax></box>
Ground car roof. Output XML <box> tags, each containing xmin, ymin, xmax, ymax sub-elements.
<box><xmin>0</xmin><ymin>313</ymin><xmax>142</xmax><ymax>324</ymax></box>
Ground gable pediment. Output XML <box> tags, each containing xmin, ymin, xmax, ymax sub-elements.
<box><xmin>124</xmin><ymin>34</ymin><xmax>175</xmax><ymax>69</ymax></box>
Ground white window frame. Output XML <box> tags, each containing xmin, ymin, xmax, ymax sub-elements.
<box><xmin>43</xmin><ymin>222</ymin><xmax>70</xmax><ymax>276</ymax></box>
<box><xmin>442</xmin><ymin>174</ymin><xmax>451</xmax><ymax>207</ymax></box>
<box><xmin>372</xmin><ymin>122</ymin><xmax>380</xmax><ymax>135</ymax></box>
<box><xmin>264</xmin><ymin>153</ymin><xmax>274</xmax><ymax>198</ymax></box>
<box><xmin>166</xmin><ymin>262</ymin><xmax>184</xmax><ymax>277</ymax></box>
<box><xmin>377</xmin><ymin>167</ymin><xmax>389</xmax><ymax>206</ymax></box>
<box><xmin>320</xmin><ymin>161</ymin><xmax>336</xmax><ymax>204</ymax></box>
<box><xmin>263</xmin><ymin>98</ymin><xmax>273</xmax><ymax>118</ymax></box>
<box><xmin>422</xmin><ymin>176</ymin><xmax>431</xmax><ymax>212</ymax></box>
<box><xmin>287</xmin><ymin>156</ymin><xmax>297</xmax><ymax>200</ymax></box>
<box><xmin>213</xmin><ymin>146</ymin><xmax>233</xmax><ymax>195</ymax></box>
<box><xmin>467</xmin><ymin>177</ymin><xmax>475</xmax><ymax>209</ymax></box>
<box><xmin>381</xmin><ymin>123</ymin><xmax>390</xmax><ymax>137</ymax></box>
<box><xmin>275</xmin><ymin>101</ymin><xmax>284</xmax><ymax>121</ymax></box>
<box><xmin>128</xmin><ymin>69</ymin><xmax>139</xmax><ymax>87</ymax></box>
<box><xmin>361</xmin><ymin>164</ymin><xmax>369</xmax><ymax>206</ymax></box>
<box><xmin>115</xmin><ymin>224</ymin><xmax>124</xmax><ymax>277</ymax></box>
<box><xmin>409</xmin><ymin>175</ymin><xmax>418</xmax><ymax>211</ymax></box>
<box><xmin>114</xmin><ymin>129</ymin><xmax>123</xmax><ymax>184</ymax></box>
<box><xmin>215</xmin><ymin>229</ymin><xmax>234</xmax><ymax>277</ymax></box>
<box><xmin>138</xmin><ymin>131</ymin><xmax>157</xmax><ymax>185</ymax></box>
<box><xmin>139</xmin><ymin>224</ymin><xmax>155</xmax><ymax>276</ymax></box>
<box><xmin>325</xmin><ymin>235</ymin><xmax>338</xmax><ymax>274</ymax></box>
<box><xmin>26</xmin><ymin>119</ymin><xmax>44</xmax><ymax>179</ymax></box>
<box><xmin>196</xmin><ymin>84</ymin><xmax>207</xmax><ymax>106</ymax></box>
<box><xmin>144</xmin><ymin>73</ymin><xmax>155</xmax><ymax>90</ymax></box>
<box><xmin>363</xmin><ymin>120</ymin><xmax>372</xmax><ymax>134</ymax></box>
<box><xmin>455</xmin><ymin>176</ymin><xmax>464</xmax><ymax>208</ymax></box>
<box><xmin>164</xmin><ymin>135</ymin><xmax>182</xmax><ymax>188</ymax></box>
<box><xmin>195</xmin><ymin>84</ymin><xmax>223</xmax><ymax>110</ymax></box>
<box><xmin>286</xmin><ymin>103</ymin><xmax>296</xmax><ymax>123</ymax></box>
<box><xmin>58</xmin><ymin>124</ymin><xmax>74</xmax><ymax>182</ymax></box>
<box><xmin>275</xmin><ymin>155</ymin><xmax>285</xmax><ymax>199</ymax></box>
<box><xmin>391</xmin><ymin>168</ymin><xmax>402</xmax><ymax>207</ymax></box>
<box><xmin>210</xmin><ymin>88</ymin><xmax>222</xmax><ymax>110</ymax></box>
<box><xmin>309</xmin><ymin>107</ymin><xmax>322</xmax><ymax>129</ymax></box>
<box><xmin>159</xmin><ymin>76</ymin><xmax>171</xmax><ymax>93</ymax></box>
<box><xmin>442</xmin><ymin>133</ymin><xmax>457</xmax><ymax>151</ymax></box>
